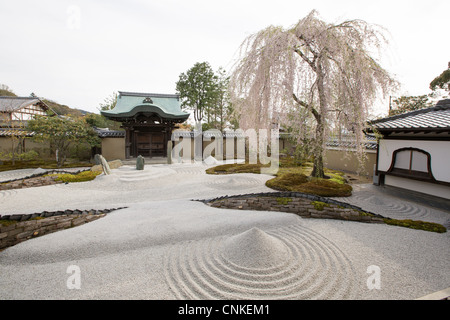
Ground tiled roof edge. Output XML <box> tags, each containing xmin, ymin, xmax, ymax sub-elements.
<box><xmin>369</xmin><ymin>100</ymin><xmax>450</xmax><ymax>126</ymax></box>
<box><xmin>118</xmin><ymin>91</ymin><xmax>180</xmax><ymax>99</ymax></box>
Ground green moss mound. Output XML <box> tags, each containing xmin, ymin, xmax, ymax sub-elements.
<box><xmin>265</xmin><ymin>173</ymin><xmax>353</xmax><ymax>197</ymax></box>
<box><xmin>266</xmin><ymin>173</ymin><xmax>309</xmax><ymax>188</ymax></box>
<box><xmin>50</xmin><ymin>170</ymin><xmax>101</xmax><ymax>183</ymax></box>
<box><xmin>206</xmin><ymin>163</ymin><xmax>269</xmax><ymax>175</ymax></box>
<box><xmin>206</xmin><ymin>159</ymin><xmax>352</xmax><ymax>197</ymax></box>
<box><xmin>384</xmin><ymin>219</ymin><xmax>447</xmax><ymax>233</ymax></box>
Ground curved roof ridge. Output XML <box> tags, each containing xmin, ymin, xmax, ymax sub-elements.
<box><xmin>118</xmin><ymin>91</ymin><xmax>180</xmax><ymax>99</ymax></box>
<box><xmin>101</xmin><ymin>91</ymin><xmax>189</xmax><ymax>122</ymax></box>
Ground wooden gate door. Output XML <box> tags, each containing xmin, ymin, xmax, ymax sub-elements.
<box><xmin>150</xmin><ymin>132</ymin><xmax>164</xmax><ymax>157</ymax></box>
<box><xmin>136</xmin><ymin>132</ymin><xmax>151</xmax><ymax>157</ymax></box>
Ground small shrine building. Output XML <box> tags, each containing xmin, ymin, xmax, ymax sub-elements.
<box><xmin>100</xmin><ymin>91</ymin><xmax>189</xmax><ymax>159</ymax></box>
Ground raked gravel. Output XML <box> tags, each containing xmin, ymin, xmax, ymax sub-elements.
<box><xmin>0</xmin><ymin>162</ymin><xmax>449</xmax><ymax>300</ymax></box>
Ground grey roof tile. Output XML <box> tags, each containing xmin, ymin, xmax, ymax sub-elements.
<box><xmin>369</xmin><ymin>99</ymin><xmax>450</xmax><ymax>132</ymax></box>
<box><xmin>93</xmin><ymin>127</ymin><xmax>125</xmax><ymax>138</ymax></box>
<box><xmin>0</xmin><ymin>97</ymin><xmax>40</xmax><ymax>112</ymax></box>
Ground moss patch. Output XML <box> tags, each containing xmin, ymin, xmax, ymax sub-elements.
<box><xmin>311</xmin><ymin>201</ymin><xmax>330</xmax><ymax>211</ymax></box>
<box><xmin>384</xmin><ymin>219</ymin><xmax>447</xmax><ymax>233</ymax></box>
<box><xmin>266</xmin><ymin>173</ymin><xmax>308</xmax><ymax>189</ymax></box>
<box><xmin>276</xmin><ymin>197</ymin><xmax>293</xmax><ymax>205</ymax></box>
<box><xmin>326</xmin><ymin>171</ymin><xmax>347</xmax><ymax>185</ymax></box>
<box><xmin>206</xmin><ymin>158</ymin><xmax>352</xmax><ymax>197</ymax></box>
<box><xmin>0</xmin><ymin>217</ymin><xmax>43</xmax><ymax>227</ymax></box>
<box><xmin>359</xmin><ymin>211</ymin><xmax>375</xmax><ymax>217</ymax></box>
<box><xmin>0</xmin><ymin>219</ymin><xmax>17</xmax><ymax>227</ymax></box>
<box><xmin>265</xmin><ymin>173</ymin><xmax>353</xmax><ymax>197</ymax></box>
<box><xmin>49</xmin><ymin>170</ymin><xmax>101</xmax><ymax>183</ymax></box>
<box><xmin>205</xmin><ymin>163</ymin><xmax>269</xmax><ymax>175</ymax></box>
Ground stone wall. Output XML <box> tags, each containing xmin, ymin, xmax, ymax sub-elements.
<box><xmin>0</xmin><ymin>208</ymin><xmax>124</xmax><ymax>250</ymax></box>
<box><xmin>200</xmin><ymin>192</ymin><xmax>386</xmax><ymax>224</ymax></box>
<box><xmin>0</xmin><ymin>168</ymin><xmax>90</xmax><ymax>191</ymax></box>
<box><xmin>0</xmin><ymin>175</ymin><xmax>62</xmax><ymax>190</ymax></box>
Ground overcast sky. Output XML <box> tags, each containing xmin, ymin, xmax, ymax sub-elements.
<box><xmin>1</xmin><ymin>0</ymin><xmax>448</xmax><ymax>116</ymax></box>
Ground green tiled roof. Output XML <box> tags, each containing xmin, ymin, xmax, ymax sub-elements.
<box><xmin>101</xmin><ymin>92</ymin><xmax>189</xmax><ymax>121</ymax></box>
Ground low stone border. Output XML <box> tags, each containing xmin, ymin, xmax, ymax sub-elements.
<box><xmin>0</xmin><ymin>175</ymin><xmax>63</xmax><ymax>190</ymax></box>
<box><xmin>0</xmin><ymin>207</ymin><xmax>126</xmax><ymax>250</ymax></box>
<box><xmin>0</xmin><ymin>168</ymin><xmax>90</xmax><ymax>191</ymax></box>
<box><xmin>196</xmin><ymin>191</ymin><xmax>387</xmax><ymax>224</ymax></box>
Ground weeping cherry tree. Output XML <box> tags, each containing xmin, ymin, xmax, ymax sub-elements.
<box><xmin>229</xmin><ymin>10</ymin><xmax>398</xmax><ymax>178</ymax></box>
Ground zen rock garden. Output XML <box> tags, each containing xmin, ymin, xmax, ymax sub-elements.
<box><xmin>0</xmin><ymin>158</ymin><xmax>449</xmax><ymax>300</ymax></box>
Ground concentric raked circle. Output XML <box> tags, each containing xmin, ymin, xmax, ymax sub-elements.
<box><xmin>0</xmin><ymin>189</ymin><xmax>18</xmax><ymax>199</ymax></box>
<box><xmin>164</xmin><ymin>225</ymin><xmax>357</xmax><ymax>300</ymax></box>
<box><xmin>342</xmin><ymin>191</ymin><xmax>431</xmax><ymax>220</ymax></box>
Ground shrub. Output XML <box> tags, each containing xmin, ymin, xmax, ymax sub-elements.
<box><xmin>68</xmin><ymin>143</ymin><xmax>92</xmax><ymax>161</ymax></box>
<box><xmin>0</xmin><ymin>150</ymin><xmax>39</xmax><ymax>161</ymax></box>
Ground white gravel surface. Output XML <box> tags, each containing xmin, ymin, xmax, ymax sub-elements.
<box><xmin>0</xmin><ymin>163</ymin><xmax>449</xmax><ymax>300</ymax></box>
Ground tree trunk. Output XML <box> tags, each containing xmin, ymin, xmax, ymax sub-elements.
<box><xmin>56</xmin><ymin>142</ymin><xmax>68</xmax><ymax>168</ymax></box>
<box><xmin>311</xmin><ymin>61</ymin><xmax>327</xmax><ymax>179</ymax></box>
<box><xmin>311</xmin><ymin>150</ymin><xmax>325</xmax><ymax>178</ymax></box>
<box><xmin>56</xmin><ymin>149</ymin><xmax>61</xmax><ymax>168</ymax></box>
<box><xmin>311</xmin><ymin>118</ymin><xmax>325</xmax><ymax>178</ymax></box>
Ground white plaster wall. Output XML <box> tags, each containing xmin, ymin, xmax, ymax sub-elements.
<box><xmin>378</xmin><ymin>139</ymin><xmax>450</xmax><ymax>183</ymax></box>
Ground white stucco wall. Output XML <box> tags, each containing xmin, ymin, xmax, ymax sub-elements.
<box><xmin>378</xmin><ymin>139</ymin><xmax>450</xmax><ymax>183</ymax></box>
